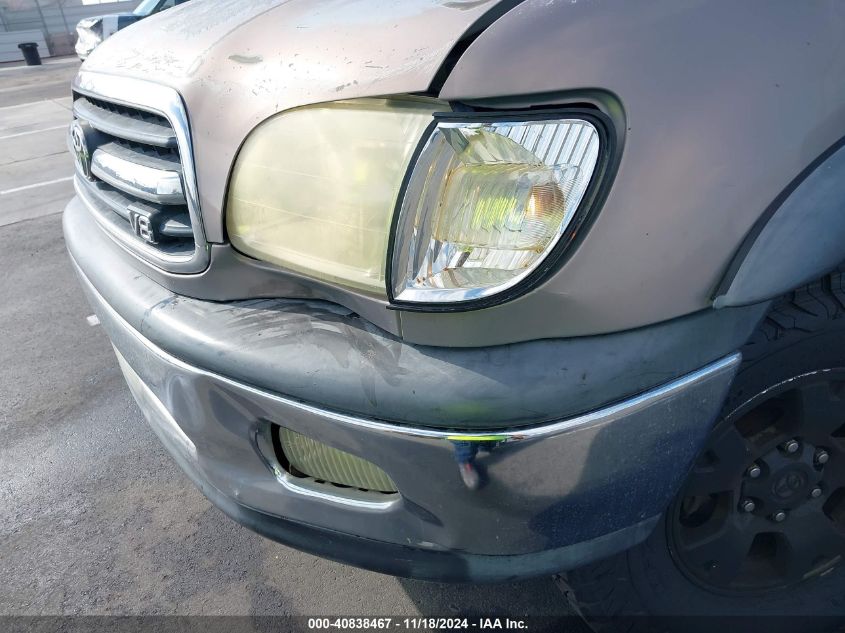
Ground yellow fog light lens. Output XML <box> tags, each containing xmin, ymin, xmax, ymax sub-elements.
<box><xmin>226</xmin><ymin>98</ymin><xmax>440</xmax><ymax>295</ymax></box>
<box><xmin>391</xmin><ymin>118</ymin><xmax>601</xmax><ymax>304</ymax></box>
<box><xmin>278</xmin><ymin>427</ymin><xmax>397</xmax><ymax>494</ymax></box>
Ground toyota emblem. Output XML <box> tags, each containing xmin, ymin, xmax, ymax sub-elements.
<box><xmin>69</xmin><ymin>120</ymin><xmax>92</xmax><ymax>179</ymax></box>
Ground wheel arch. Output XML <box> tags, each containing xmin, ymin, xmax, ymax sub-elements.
<box><xmin>714</xmin><ymin>136</ymin><xmax>845</xmax><ymax>309</ymax></box>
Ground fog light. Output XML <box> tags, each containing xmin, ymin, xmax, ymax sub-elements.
<box><xmin>276</xmin><ymin>427</ymin><xmax>397</xmax><ymax>494</ymax></box>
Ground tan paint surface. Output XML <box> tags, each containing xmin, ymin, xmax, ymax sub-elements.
<box><xmin>83</xmin><ymin>0</ymin><xmax>499</xmax><ymax>243</ymax></box>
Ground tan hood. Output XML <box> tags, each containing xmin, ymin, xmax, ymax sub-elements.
<box><xmin>81</xmin><ymin>0</ymin><xmax>505</xmax><ymax>242</ymax></box>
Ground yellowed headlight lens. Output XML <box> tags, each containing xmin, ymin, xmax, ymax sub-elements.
<box><xmin>226</xmin><ymin>99</ymin><xmax>440</xmax><ymax>295</ymax></box>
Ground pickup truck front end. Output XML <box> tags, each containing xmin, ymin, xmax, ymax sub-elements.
<box><xmin>64</xmin><ymin>0</ymin><xmax>845</xmax><ymax>624</ymax></box>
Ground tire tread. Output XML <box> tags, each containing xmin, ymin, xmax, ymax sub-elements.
<box><xmin>743</xmin><ymin>269</ymin><xmax>845</xmax><ymax>363</ymax></box>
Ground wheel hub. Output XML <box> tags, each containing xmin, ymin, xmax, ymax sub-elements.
<box><xmin>741</xmin><ymin>441</ymin><xmax>822</xmax><ymax>511</ymax></box>
<box><xmin>669</xmin><ymin>371</ymin><xmax>845</xmax><ymax>593</ymax></box>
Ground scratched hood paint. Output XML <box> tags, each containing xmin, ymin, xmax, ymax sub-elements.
<box><xmin>81</xmin><ymin>0</ymin><xmax>503</xmax><ymax>243</ymax></box>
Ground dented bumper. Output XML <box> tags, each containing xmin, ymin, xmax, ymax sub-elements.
<box><xmin>65</xmin><ymin>196</ymin><xmax>744</xmax><ymax>580</ymax></box>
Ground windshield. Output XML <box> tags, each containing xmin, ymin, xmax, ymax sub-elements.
<box><xmin>133</xmin><ymin>0</ymin><xmax>161</xmax><ymax>15</ymax></box>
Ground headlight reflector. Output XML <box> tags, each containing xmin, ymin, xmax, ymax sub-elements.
<box><xmin>227</xmin><ymin>99</ymin><xmax>439</xmax><ymax>295</ymax></box>
<box><xmin>390</xmin><ymin>117</ymin><xmax>601</xmax><ymax>305</ymax></box>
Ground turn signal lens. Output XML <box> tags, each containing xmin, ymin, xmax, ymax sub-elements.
<box><xmin>391</xmin><ymin>118</ymin><xmax>601</xmax><ymax>304</ymax></box>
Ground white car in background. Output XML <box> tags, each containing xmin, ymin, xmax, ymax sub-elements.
<box><xmin>75</xmin><ymin>0</ymin><xmax>189</xmax><ymax>60</ymax></box>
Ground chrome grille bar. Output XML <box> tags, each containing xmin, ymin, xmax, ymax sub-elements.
<box><xmin>82</xmin><ymin>179</ymin><xmax>193</xmax><ymax>238</ymax></box>
<box><xmin>91</xmin><ymin>148</ymin><xmax>185</xmax><ymax>205</ymax></box>
<box><xmin>73</xmin><ymin>97</ymin><xmax>177</xmax><ymax>148</ymax></box>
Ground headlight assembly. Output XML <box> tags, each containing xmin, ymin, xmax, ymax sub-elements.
<box><xmin>227</xmin><ymin>101</ymin><xmax>607</xmax><ymax>308</ymax></box>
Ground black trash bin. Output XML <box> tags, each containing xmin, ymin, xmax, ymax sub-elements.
<box><xmin>18</xmin><ymin>42</ymin><xmax>42</xmax><ymax>66</ymax></box>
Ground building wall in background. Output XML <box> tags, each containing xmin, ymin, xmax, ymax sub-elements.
<box><xmin>0</xmin><ymin>28</ymin><xmax>47</xmax><ymax>62</ymax></box>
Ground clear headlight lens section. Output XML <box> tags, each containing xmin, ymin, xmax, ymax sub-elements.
<box><xmin>227</xmin><ymin>99</ymin><xmax>439</xmax><ymax>295</ymax></box>
<box><xmin>391</xmin><ymin>118</ymin><xmax>601</xmax><ymax>304</ymax></box>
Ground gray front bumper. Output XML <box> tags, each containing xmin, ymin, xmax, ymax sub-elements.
<box><xmin>65</xmin><ymin>197</ymin><xmax>742</xmax><ymax>581</ymax></box>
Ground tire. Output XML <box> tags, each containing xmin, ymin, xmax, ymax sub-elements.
<box><xmin>559</xmin><ymin>269</ymin><xmax>845</xmax><ymax>632</ymax></box>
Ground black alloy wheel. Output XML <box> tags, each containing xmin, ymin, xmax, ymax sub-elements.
<box><xmin>670</xmin><ymin>371</ymin><xmax>845</xmax><ymax>593</ymax></box>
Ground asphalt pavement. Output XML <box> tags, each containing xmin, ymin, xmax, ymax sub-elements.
<box><xmin>0</xmin><ymin>60</ymin><xmax>581</xmax><ymax>625</ymax></box>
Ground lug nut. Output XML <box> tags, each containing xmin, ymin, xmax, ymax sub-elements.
<box><xmin>771</xmin><ymin>510</ymin><xmax>788</xmax><ymax>523</ymax></box>
<box><xmin>811</xmin><ymin>487</ymin><xmax>823</xmax><ymax>499</ymax></box>
<box><xmin>740</xmin><ymin>499</ymin><xmax>756</xmax><ymax>513</ymax></box>
<box><xmin>746</xmin><ymin>463</ymin><xmax>762</xmax><ymax>479</ymax></box>
<box><xmin>815</xmin><ymin>449</ymin><xmax>830</xmax><ymax>466</ymax></box>
<box><xmin>780</xmin><ymin>439</ymin><xmax>800</xmax><ymax>454</ymax></box>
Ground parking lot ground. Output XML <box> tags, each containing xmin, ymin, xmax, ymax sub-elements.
<box><xmin>0</xmin><ymin>61</ymin><xmax>584</xmax><ymax>625</ymax></box>
<box><xmin>0</xmin><ymin>57</ymin><xmax>82</xmax><ymax>107</ymax></box>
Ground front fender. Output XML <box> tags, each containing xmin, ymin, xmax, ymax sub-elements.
<box><xmin>438</xmin><ymin>0</ymin><xmax>845</xmax><ymax>334</ymax></box>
